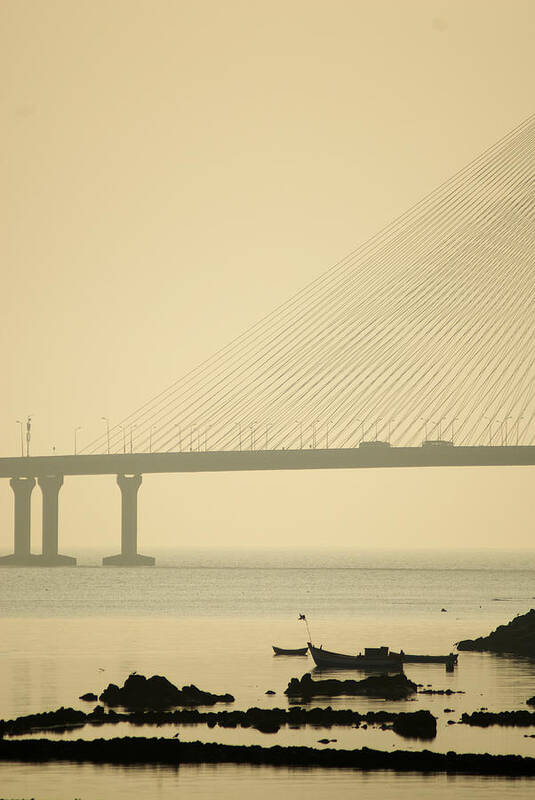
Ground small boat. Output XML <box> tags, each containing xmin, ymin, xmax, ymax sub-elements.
<box><xmin>307</xmin><ymin>643</ymin><xmax>402</xmax><ymax>670</ymax></box>
<box><xmin>308</xmin><ymin>643</ymin><xmax>458</xmax><ymax>670</ymax></box>
<box><xmin>399</xmin><ymin>652</ymin><xmax>458</xmax><ymax>666</ymax></box>
<box><xmin>272</xmin><ymin>646</ymin><xmax>308</xmax><ymax>656</ymax></box>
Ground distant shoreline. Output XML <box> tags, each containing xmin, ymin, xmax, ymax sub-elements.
<box><xmin>2</xmin><ymin>737</ymin><xmax>535</xmax><ymax>777</ymax></box>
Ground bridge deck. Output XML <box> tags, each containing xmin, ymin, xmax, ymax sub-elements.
<box><xmin>1</xmin><ymin>446</ymin><xmax>535</xmax><ymax>478</ymax></box>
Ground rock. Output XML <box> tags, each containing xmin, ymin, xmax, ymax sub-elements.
<box><xmin>392</xmin><ymin>710</ymin><xmax>437</xmax><ymax>739</ymax></box>
<box><xmin>457</xmin><ymin>609</ymin><xmax>535</xmax><ymax>657</ymax></box>
<box><xmin>527</xmin><ymin>696</ymin><xmax>535</xmax><ymax>707</ymax></box>
<box><xmin>99</xmin><ymin>673</ymin><xmax>234</xmax><ymax>709</ymax></box>
<box><xmin>265</xmin><ymin>690</ymin><xmax>276</xmax><ymax>695</ymax></box>
<box><xmin>284</xmin><ymin>672</ymin><xmax>417</xmax><ymax>701</ymax></box>
<box><xmin>79</xmin><ymin>693</ymin><xmax>98</xmax><ymax>702</ymax></box>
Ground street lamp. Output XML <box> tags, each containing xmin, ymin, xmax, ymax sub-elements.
<box><xmin>74</xmin><ymin>426</ymin><xmax>82</xmax><ymax>455</ymax></box>
<box><xmin>25</xmin><ymin>416</ymin><xmax>32</xmax><ymax>457</ymax></box>
<box><xmin>101</xmin><ymin>416</ymin><xmax>110</xmax><ymax>454</ymax></box>
<box><xmin>311</xmin><ymin>420</ymin><xmax>320</xmax><ymax>448</ymax></box>
<box><xmin>449</xmin><ymin>417</ymin><xmax>458</xmax><ymax>443</ymax></box>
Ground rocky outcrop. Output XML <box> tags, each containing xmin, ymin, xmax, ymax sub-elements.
<box><xmin>457</xmin><ymin>609</ymin><xmax>535</xmax><ymax>657</ymax></box>
<box><xmin>284</xmin><ymin>672</ymin><xmax>417</xmax><ymax>700</ymax></box>
<box><xmin>79</xmin><ymin>692</ymin><xmax>98</xmax><ymax>701</ymax></box>
<box><xmin>3</xmin><ymin>736</ymin><xmax>535</xmax><ymax>776</ymax></box>
<box><xmin>99</xmin><ymin>674</ymin><xmax>234</xmax><ymax>709</ymax></box>
<box><xmin>461</xmin><ymin>710</ymin><xmax>535</xmax><ymax>727</ymax></box>
<box><xmin>392</xmin><ymin>710</ymin><xmax>437</xmax><ymax>739</ymax></box>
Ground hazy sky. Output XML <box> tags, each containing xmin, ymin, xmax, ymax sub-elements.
<box><xmin>1</xmin><ymin>0</ymin><xmax>534</xmax><ymax>556</ymax></box>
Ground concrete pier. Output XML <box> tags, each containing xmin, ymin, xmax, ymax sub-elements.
<box><xmin>103</xmin><ymin>474</ymin><xmax>154</xmax><ymax>566</ymax></box>
<box><xmin>0</xmin><ymin>477</ymin><xmax>40</xmax><ymax>565</ymax></box>
<box><xmin>38</xmin><ymin>475</ymin><xmax>76</xmax><ymax>566</ymax></box>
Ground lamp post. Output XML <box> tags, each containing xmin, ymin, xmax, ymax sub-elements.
<box><xmin>16</xmin><ymin>420</ymin><xmax>24</xmax><ymax>456</ymax></box>
<box><xmin>101</xmin><ymin>416</ymin><xmax>110</xmax><ymax>454</ymax></box>
<box><xmin>296</xmin><ymin>421</ymin><xmax>303</xmax><ymax>449</ymax></box>
<box><xmin>500</xmin><ymin>416</ymin><xmax>512</xmax><ymax>446</ymax></box>
<box><xmin>311</xmin><ymin>420</ymin><xmax>320</xmax><ymax>449</ymax></box>
<box><xmin>74</xmin><ymin>426</ymin><xmax>82</xmax><ymax>455</ymax></box>
<box><xmin>449</xmin><ymin>417</ymin><xmax>458</xmax><ymax>443</ymax></box>
<box><xmin>25</xmin><ymin>416</ymin><xmax>32</xmax><ymax>457</ymax></box>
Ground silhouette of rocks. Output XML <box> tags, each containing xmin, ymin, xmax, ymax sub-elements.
<box><xmin>392</xmin><ymin>710</ymin><xmax>437</xmax><ymax>739</ymax></box>
<box><xmin>457</xmin><ymin>609</ymin><xmax>535</xmax><ymax>657</ymax></box>
<box><xmin>285</xmin><ymin>672</ymin><xmax>417</xmax><ymax>700</ymax></box>
<box><xmin>2</xmin><ymin>736</ymin><xmax>535</xmax><ymax>776</ymax></box>
<box><xmin>461</xmin><ymin>710</ymin><xmax>535</xmax><ymax>727</ymax></box>
<box><xmin>419</xmin><ymin>688</ymin><xmax>464</xmax><ymax>695</ymax></box>
<box><xmin>0</xmin><ymin>704</ymin><xmax>437</xmax><ymax>739</ymax></box>
<box><xmin>99</xmin><ymin>674</ymin><xmax>234</xmax><ymax>709</ymax></box>
<box><xmin>79</xmin><ymin>692</ymin><xmax>98</xmax><ymax>701</ymax></box>
<box><xmin>527</xmin><ymin>696</ymin><xmax>535</xmax><ymax>707</ymax></box>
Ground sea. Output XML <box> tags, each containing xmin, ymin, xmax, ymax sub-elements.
<box><xmin>1</xmin><ymin>546</ymin><xmax>535</xmax><ymax>799</ymax></box>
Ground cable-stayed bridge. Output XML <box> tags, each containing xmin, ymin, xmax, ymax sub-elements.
<box><xmin>2</xmin><ymin>113</ymin><xmax>534</xmax><ymax>566</ymax></box>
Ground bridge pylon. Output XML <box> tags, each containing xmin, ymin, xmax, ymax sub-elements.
<box><xmin>103</xmin><ymin>474</ymin><xmax>155</xmax><ymax>566</ymax></box>
<box><xmin>38</xmin><ymin>475</ymin><xmax>76</xmax><ymax>566</ymax></box>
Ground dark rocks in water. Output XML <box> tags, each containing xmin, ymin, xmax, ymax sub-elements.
<box><xmin>284</xmin><ymin>672</ymin><xmax>417</xmax><ymax>700</ymax></box>
<box><xmin>457</xmin><ymin>609</ymin><xmax>535</xmax><ymax>657</ymax></box>
<box><xmin>265</xmin><ymin>690</ymin><xmax>276</xmax><ymax>695</ymax></box>
<box><xmin>79</xmin><ymin>692</ymin><xmax>98</xmax><ymax>702</ymax></box>
<box><xmin>419</xmin><ymin>689</ymin><xmax>464</xmax><ymax>696</ymax></box>
<box><xmin>527</xmin><ymin>696</ymin><xmax>535</xmax><ymax>707</ymax></box>
<box><xmin>4</xmin><ymin>736</ymin><xmax>535</xmax><ymax>776</ymax></box>
<box><xmin>461</xmin><ymin>710</ymin><xmax>535</xmax><ymax>728</ymax></box>
<box><xmin>99</xmin><ymin>674</ymin><xmax>234</xmax><ymax>709</ymax></box>
<box><xmin>392</xmin><ymin>710</ymin><xmax>437</xmax><ymax>739</ymax></box>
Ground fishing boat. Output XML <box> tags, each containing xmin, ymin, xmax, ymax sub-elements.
<box><xmin>307</xmin><ymin>643</ymin><xmax>458</xmax><ymax>670</ymax></box>
<box><xmin>272</xmin><ymin>646</ymin><xmax>308</xmax><ymax>656</ymax></box>
<box><xmin>307</xmin><ymin>643</ymin><xmax>402</xmax><ymax>670</ymax></box>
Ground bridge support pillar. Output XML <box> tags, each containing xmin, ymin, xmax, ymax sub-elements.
<box><xmin>0</xmin><ymin>477</ymin><xmax>40</xmax><ymax>565</ymax></box>
<box><xmin>37</xmin><ymin>475</ymin><xmax>76</xmax><ymax>566</ymax></box>
<box><xmin>103</xmin><ymin>474</ymin><xmax>154</xmax><ymax>566</ymax></box>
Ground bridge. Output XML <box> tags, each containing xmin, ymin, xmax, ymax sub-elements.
<box><xmin>2</xmin><ymin>113</ymin><xmax>534</xmax><ymax>566</ymax></box>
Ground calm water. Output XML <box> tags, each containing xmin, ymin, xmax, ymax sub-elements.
<box><xmin>1</xmin><ymin>547</ymin><xmax>535</xmax><ymax>798</ymax></box>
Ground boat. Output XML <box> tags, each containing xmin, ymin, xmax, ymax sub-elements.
<box><xmin>400</xmin><ymin>652</ymin><xmax>458</xmax><ymax>665</ymax></box>
<box><xmin>307</xmin><ymin>643</ymin><xmax>458</xmax><ymax>670</ymax></box>
<box><xmin>273</xmin><ymin>646</ymin><xmax>308</xmax><ymax>656</ymax></box>
<box><xmin>307</xmin><ymin>643</ymin><xmax>402</xmax><ymax>670</ymax></box>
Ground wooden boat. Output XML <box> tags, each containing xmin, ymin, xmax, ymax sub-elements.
<box><xmin>399</xmin><ymin>652</ymin><xmax>458</xmax><ymax>665</ymax></box>
<box><xmin>307</xmin><ymin>643</ymin><xmax>402</xmax><ymax>670</ymax></box>
<box><xmin>272</xmin><ymin>646</ymin><xmax>308</xmax><ymax>656</ymax></box>
<box><xmin>308</xmin><ymin>643</ymin><xmax>457</xmax><ymax>670</ymax></box>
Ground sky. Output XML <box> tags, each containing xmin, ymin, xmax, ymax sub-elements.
<box><xmin>1</xmin><ymin>0</ymin><xmax>534</xmax><ymax>557</ymax></box>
